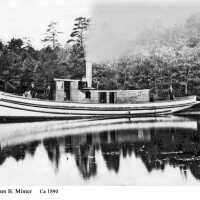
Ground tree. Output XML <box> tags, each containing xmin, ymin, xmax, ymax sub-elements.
<box><xmin>66</xmin><ymin>17</ymin><xmax>90</xmax><ymax>79</ymax></box>
<box><xmin>0</xmin><ymin>38</ymin><xmax>38</xmax><ymax>93</ymax></box>
<box><xmin>42</xmin><ymin>22</ymin><xmax>63</xmax><ymax>49</ymax></box>
<box><xmin>7</xmin><ymin>38</ymin><xmax>24</xmax><ymax>51</ymax></box>
<box><xmin>177</xmin><ymin>46</ymin><xmax>200</xmax><ymax>95</ymax></box>
<box><xmin>67</xmin><ymin>17</ymin><xmax>90</xmax><ymax>49</ymax></box>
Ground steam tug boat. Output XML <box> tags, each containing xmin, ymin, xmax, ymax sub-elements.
<box><xmin>0</xmin><ymin>62</ymin><xmax>198</xmax><ymax>120</ymax></box>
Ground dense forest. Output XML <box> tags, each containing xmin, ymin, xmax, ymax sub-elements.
<box><xmin>1</xmin><ymin>13</ymin><xmax>200</xmax><ymax>99</ymax></box>
<box><xmin>93</xmin><ymin>12</ymin><xmax>200</xmax><ymax>99</ymax></box>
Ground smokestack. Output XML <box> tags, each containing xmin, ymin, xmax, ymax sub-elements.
<box><xmin>86</xmin><ymin>61</ymin><xmax>92</xmax><ymax>88</ymax></box>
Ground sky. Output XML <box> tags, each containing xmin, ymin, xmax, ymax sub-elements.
<box><xmin>0</xmin><ymin>0</ymin><xmax>200</xmax><ymax>51</ymax></box>
<box><xmin>0</xmin><ymin>0</ymin><xmax>93</xmax><ymax>48</ymax></box>
<box><xmin>86</xmin><ymin>1</ymin><xmax>200</xmax><ymax>62</ymax></box>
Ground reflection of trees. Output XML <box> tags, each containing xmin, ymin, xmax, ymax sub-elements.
<box><xmin>43</xmin><ymin>138</ymin><xmax>61</xmax><ymax>171</ymax></box>
<box><xmin>100</xmin><ymin>129</ymin><xmax>151</xmax><ymax>173</ymax></box>
<box><xmin>133</xmin><ymin>127</ymin><xmax>200</xmax><ymax>180</ymax></box>
<box><xmin>75</xmin><ymin>144</ymin><xmax>97</xmax><ymax>179</ymax></box>
<box><xmin>61</xmin><ymin>130</ymin><xmax>149</xmax><ymax>178</ymax></box>
<box><xmin>101</xmin><ymin>144</ymin><xmax>120</xmax><ymax>173</ymax></box>
<box><xmin>0</xmin><ymin>152</ymin><xmax>6</xmax><ymax>165</ymax></box>
<box><xmin>0</xmin><ymin>141</ymin><xmax>40</xmax><ymax>164</ymax></box>
<box><xmin>2</xmin><ymin>124</ymin><xmax>200</xmax><ymax>182</ymax></box>
<box><xmin>64</xmin><ymin>134</ymin><xmax>97</xmax><ymax>179</ymax></box>
<box><xmin>100</xmin><ymin>132</ymin><xmax>120</xmax><ymax>173</ymax></box>
<box><xmin>190</xmin><ymin>163</ymin><xmax>200</xmax><ymax>180</ymax></box>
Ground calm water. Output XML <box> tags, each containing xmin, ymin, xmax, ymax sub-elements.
<box><xmin>0</xmin><ymin>116</ymin><xmax>200</xmax><ymax>185</ymax></box>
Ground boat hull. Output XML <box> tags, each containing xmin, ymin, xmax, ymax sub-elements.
<box><xmin>0</xmin><ymin>92</ymin><xmax>198</xmax><ymax>119</ymax></box>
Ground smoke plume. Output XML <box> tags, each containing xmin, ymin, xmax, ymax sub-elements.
<box><xmin>86</xmin><ymin>2</ymin><xmax>200</xmax><ymax>63</ymax></box>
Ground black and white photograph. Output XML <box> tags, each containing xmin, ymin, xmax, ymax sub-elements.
<box><xmin>1</xmin><ymin>0</ymin><xmax>200</xmax><ymax>191</ymax></box>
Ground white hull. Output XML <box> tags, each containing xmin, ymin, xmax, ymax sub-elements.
<box><xmin>0</xmin><ymin>92</ymin><xmax>198</xmax><ymax>118</ymax></box>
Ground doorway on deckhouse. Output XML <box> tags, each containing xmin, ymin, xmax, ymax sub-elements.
<box><xmin>99</xmin><ymin>92</ymin><xmax>107</xmax><ymax>103</ymax></box>
<box><xmin>109</xmin><ymin>92</ymin><xmax>116</xmax><ymax>103</ymax></box>
<box><xmin>64</xmin><ymin>81</ymin><xmax>71</xmax><ymax>101</ymax></box>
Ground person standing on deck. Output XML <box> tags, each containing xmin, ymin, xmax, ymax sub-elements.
<box><xmin>169</xmin><ymin>85</ymin><xmax>175</xmax><ymax>100</ymax></box>
<box><xmin>30</xmin><ymin>82</ymin><xmax>36</xmax><ymax>98</ymax></box>
<box><xmin>46</xmin><ymin>85</ymin><xmax>51</xmax><ymax>100</ymax></box>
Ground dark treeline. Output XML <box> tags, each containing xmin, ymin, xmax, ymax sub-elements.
<box><xmin>1</xmin><ymin>14</ymin><xmax>200</xmax><ymax>98</ymax></box>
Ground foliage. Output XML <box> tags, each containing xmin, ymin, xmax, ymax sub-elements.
<box><xmin>67</xmin><ymin>17</ymin><xmax>90</xmax><ymax>48</ymax></box>
<box><xmin>41</xmin><ymin>22</ymin><xmax>63</xmax><ymax>49</ymax></box>
<box><xmin>66</xmin><ymin>17</ymin><xmax>90</xmax><ymax>79</ymax></box>
<box><xmin>2</xmin><ymin>14</ymin><xmax>200</xmax><ymax>99</ymax></box>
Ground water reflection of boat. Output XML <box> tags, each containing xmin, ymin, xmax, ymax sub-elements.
<box><xmin>0</xmin><ymin>92</ymin><xmax>198</xmax><ymax>119</ymax></box>
<box><xmin>0</xmin><ymin>119</ymin><xmax>200</xmax><ymax>182</ymax></box>
<box><xmin>0</xmin><ymin>116</ymin><xmax>197</xmax><ymax>147</ymax></box>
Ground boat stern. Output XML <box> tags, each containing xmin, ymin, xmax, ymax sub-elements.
<box><xmin>173</xmin><ymin>95</ymin><xmax>199</xmax><ymax>114</ymax></box>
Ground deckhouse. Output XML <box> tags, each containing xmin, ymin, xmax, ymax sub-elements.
<box><xmin>54</xmin><ymin>62</ymin><xmax>150</xmax><ymax>103</ymax></box>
